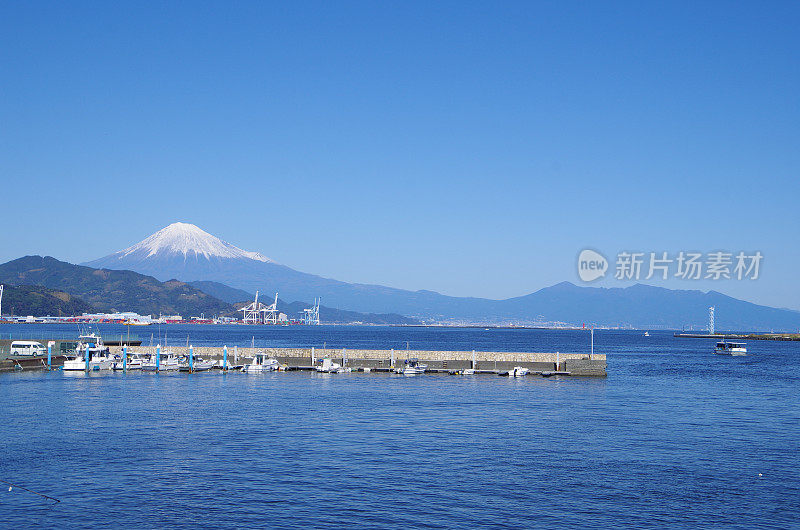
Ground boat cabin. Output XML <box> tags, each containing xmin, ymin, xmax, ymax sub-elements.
<box><xmin>714</xmin><ymin>341</ymin><xmax>747</xmax><ymax>355</ymax></box>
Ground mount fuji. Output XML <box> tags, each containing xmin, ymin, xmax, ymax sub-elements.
<box><xmin>83</xmin><ymin>223</ymin><xmax>800</xmax><ymax>329</ymax></box>
<box><xmin>84</xmin><ymin>222</ymin><xmax>456</xmax><ymax>315</ymax></box>
<box><xmin>107</xmin><ymin>222</ymin><xmax>273</xmax><ymax>264</ymax></box>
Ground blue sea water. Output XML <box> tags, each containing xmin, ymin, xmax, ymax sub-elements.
<box><xmin>0</xmin><ymin>325</ymin><xmax>798</xmax><ymax>529</ymax></box>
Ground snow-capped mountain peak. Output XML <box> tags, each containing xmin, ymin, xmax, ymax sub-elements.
<box><xmin>119</xmin><ymin>222</ymin><xmax>271</xmax><ymax>262</ymax></box>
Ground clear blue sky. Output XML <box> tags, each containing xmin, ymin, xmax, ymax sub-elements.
<box><xmin>1</xmin><ymin>2</ymin><xmax>798</xmax><ymax>309</ymax></box>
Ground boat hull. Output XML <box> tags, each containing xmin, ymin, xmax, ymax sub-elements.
<box><xmin>142</xmin><ymin>363</ymin><xmax>180</xmax><ymax>372</ymax></box>
<box><xmin>63</xmin><ymin>359</ymin><xmax>113</xmax><ymax>371</ymax></box>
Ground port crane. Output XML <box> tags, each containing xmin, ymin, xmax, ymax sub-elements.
<box><xmin>302</xmin><ymin>298</ymin><xmax>320</xmax><ymax>325</ymax></box>
<box><xmin>240</xmin><ymin>291</ymin><xmax>280</xmax><ymax>325</ymax></box>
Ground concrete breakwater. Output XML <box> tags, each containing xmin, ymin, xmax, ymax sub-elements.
<box><xmin>675</xmin><ymin>332</ymin><xmax>800</xmax><ymax>341</ymax></box>
<box><xmin>114</xmin><ymin>346</ymin><xmax>607</xmax><ymax>376</ymax></box>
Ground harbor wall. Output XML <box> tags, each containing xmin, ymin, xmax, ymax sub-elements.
<box><xmin>114</xmin><ymin>346</ymin><xmax>607</xmax><ymax>376</ymax></box>
<box><xmin>0</xmin><ymin>338</ymin><xmax>607</xmax><ymax>375</ymax></box>
<box><xmin>0</xmin><ymin>356</ymin><xmax>67</xmax><ymax>372</ymax></box>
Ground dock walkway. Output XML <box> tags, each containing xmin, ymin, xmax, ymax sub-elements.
<box><xmin>115</xmin><ymin>346</ymin><xmax>607</xmax><ymax>376</ymax></box>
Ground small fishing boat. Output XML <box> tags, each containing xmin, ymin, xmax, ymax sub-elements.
<box><xmin>644</xmin><ymin>331</ymin><xmax>650</xmax><ymax>337</ymax></box>
<box><xmin>243</xmin><ymin>353</ymin><xmax>280</xmax><ymax>373</ymax></box>
<box><xmin>507</xmin><ymin>366</ymin><xmax>529</xmax><ymax>377</ymax></box>
<box><xmin>110</xmin><ymin>352</ymin><xmax>147</xmax><ymax>371</ymax></box>
<box><xmin>316</xmin><ymin>358</ymin><xmax>351</xmax><ymax>373</ymax></box>
<box><xmin>63</xmin><ymin>347</ymin><xmax>113</xmax><ymax>371</ymax></box>
<box><xmin>178</xmin><ymin>356</ymin><xmax>215</xmax><ymax>372</ymax></box>
<box><xmin>215</xmin><ymin>358</ymin><xmax>234</xmax><ymax>370</ymax></box>
<box><xmin>63</xmin><ymin>334</ymin><xmax>113</xmax><ymax>371</ymax></box>
<box><xmin>194</xmin><ymin>359</ymin><xmax>215</xmax><ymax>371</ymax></box>
<box><xmin>714</xmin><ymin>341</ymin><xmax>747</xmax><ymax>356</ymax></box>
<box><xmin>142</xmin><ymin>351</ymin><xmax>180</xmax><ymax>371</ymax></box>
<box><xmin>397</xmin><ymin>358</ymin><xmax>427</xmax><ymax>375</ymax></box>
<box><xmin>459</xmin><ymin>368</ymin><xmax>476</xmax><ymax>375</ymax></box>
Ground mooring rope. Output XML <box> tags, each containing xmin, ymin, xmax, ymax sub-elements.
<box><xmin>0</xmin><ymin>478</ymin><xmax>60</xmax><ymax>504</ymax></box>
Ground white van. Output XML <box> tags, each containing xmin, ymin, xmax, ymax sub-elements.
<box><xmin>10</xmin><ymin>341</ymin><xmax>47</xmax><ymax>356</ymax></box>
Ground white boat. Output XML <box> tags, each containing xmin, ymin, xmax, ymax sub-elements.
<box><xmin>714</xmin><ymin>341</ymin><xmax>747</xmax><ymax>356</ymax></box>
<box><xmin>397</xmin><ymin>358</ymin><xmax>427</xmax><ymax>375</ymax></box>
<box><xmin>316</xmin><ymin>358</ymin><xmax>351</xmax><ymax>373</ymax></box>
<box><xmin>63</xmin><ymin>334</ymin><xmax>113</xmax><ymax>371</ymax></box>
<box><xmin>215</xmin><ymin>358</ymin><xmax>234</xmax><ymax>370</ymax></box>
<box><xmin>194</xmin><ymin>359</ymin><xmax>215</xmax><ymax>371</ymax></box>
<box><xmin>178</xmin><ymin>356</ymin><xmax>215</xmax><ymax>372</ymax></box>
<box><xmin>459</xmin><ymin>368</ymin><xmax>476</xmax><ymax>375</ymax></box>
<box><xmin>111</xmin><ymin>352</ymin><xmax>147</xmax><ymax>371</ymax></box>
<box><xmin>142</xmin><ymin>351</ymin><xmax>180</xmax><ymax>371</ymax></box>
<box><xmin>243</xmin><ymin>353</ymin><xmax>280</xmax><ymax>373</ymax></box>
<box><xmin>644</xmin><ymin>331</ymin><xmax>650</xmax><ymax>337</ymax></box>
<box><xmin>508</xmin><ymin>366</ymin><xmax>529</xmax><ymax>377</ymax></box>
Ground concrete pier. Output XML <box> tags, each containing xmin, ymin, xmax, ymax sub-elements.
<box><xmin>675</xmin><ymin>332</ymin><xmax>800</xmax><ymax>341</ymax></box>
<box><xmin>0</xmin><ymin>355</ymin><xmax>66</xmax><ymax>372</ymax></box>
<box><xmin>0</xmin><ymin>338</ymin><xmax>607</xmax><ymax>376</ymax></box>
<box><xmin>111</xmin><ymin>346</ymin><xmax>607</xmax><ymax>376</ymax></box>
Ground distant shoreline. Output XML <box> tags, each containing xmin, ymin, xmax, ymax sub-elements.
<box><xmin>674</xmin><ymin>332</ymin><xmax>800</xmax><ymax>341</ymax></box>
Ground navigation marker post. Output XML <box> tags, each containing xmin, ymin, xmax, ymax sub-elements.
<box><xmin>223</xmin><ymin>345</ymin><xmax>228</xmax><ymax>372</ymax></box>
<box><xmin>47</xmin><ymin>341</ymin><xmax>54</xmax><ymax>371</ymax></box>
<box><xmin>189</xmin><ymin>345</ymin><xmax>194</xmax><ymax>373</ymax></box>
<box><xmin>156</xmin><ymin>344</ymin><xmax>161</xmax><ymax>373</ymax></box>
<box><xmin>123</xmin><ymin>345</ymin><xmax>127</xmax><ymax>372</ymax></box>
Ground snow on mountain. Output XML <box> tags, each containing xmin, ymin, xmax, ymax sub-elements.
<box><xmin>81</xmin><ymin>223</ymin><xmax>800</xmax><ymax>329</ymax></box>
<box><xmin>117</xmin><ymin>222</ymin><xmax>271</xmax><ymax>263</ymax></box>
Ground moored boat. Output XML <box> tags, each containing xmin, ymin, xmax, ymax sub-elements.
<box><xmin>142</xmin><ymin>351</ymin><xmax>180</xmax><ymax>371</ymax></box>
<box><xmin>178</xmin><ymin>355</ymin><xmax>215</xmax><ymax>372</ymax></box>
<box><xmin>397</xmin><ymin>358</ymin><xmax>427</xmax><ymax>375</ymax></box>
<box><xmin>316</xmin><ymin>357</ymin><xmax>351</xmax><ymax>373</ymax></box>
<box><xmin>111</xmin><ymin>352</ymin><xmax>147</xmax><ymax>371</ymax></box>
<box><xmin>243</xmin><ymin>353</ymin><xmax>280</xmax><ymax>373</ymax></box>
<box><xmin>63</xmin><ymin>334</ymin><xmax>113</xmax><ymax>371</ymax></box>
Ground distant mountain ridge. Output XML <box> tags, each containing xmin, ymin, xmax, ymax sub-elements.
<box><xmin>1</xmin><ymin>285</ymin><xmax>95</xmax><ymax>317</ymax></box>
<box><xmin>83</xmin><ymin>223</ymin><xmax>800</xmax><ymax>330</ymax></box>
<box><xmin>187</xmin><ymin>280</ymin><xmax>253</xmax><ymax>304</ymax></box>
<box><xmin>0</xmin><ymin>256</ymin><xmax>231</xmax><ymax>316</ymax></box>
<box><xmin>490</xmin><ymin>282</ymin><xmax>800</xmax><ymax>331</ymax></box>
<box><xmin>190</xmin><ymin>280</ymin><xmax>418</xmax><ymax>325</ymax></box>
<box><xmin>82</xmin><ymin>223</ymin><xmax>545</xmax><ymax>318</ymax></box>
<box><xmin>0</xmin><ymin>256</ymin><xmax>420</xmax><ymax>324</ymax></box>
